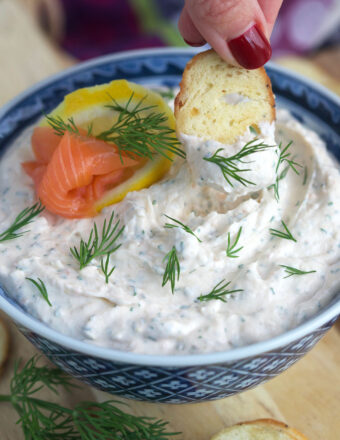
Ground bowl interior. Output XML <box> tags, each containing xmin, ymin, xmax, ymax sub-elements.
<box><xmin>0</xmin><ymin>48</ymin><xmax>339</xmax><ymax>367</ymax></box>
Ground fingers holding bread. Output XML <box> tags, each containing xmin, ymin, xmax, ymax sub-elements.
<box><xmin>211</xmin><ymin>418</ymin><xmax>308</xmax><ymax>440</ymax></box>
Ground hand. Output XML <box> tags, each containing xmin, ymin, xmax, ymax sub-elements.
<box><xmin>178</xmin><ymin>0</ymin><xmax>283</xmax><ymax>69</ymax></box>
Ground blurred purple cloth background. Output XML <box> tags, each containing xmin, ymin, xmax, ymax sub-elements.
<box><xmin>56</xmin><ymin>0</ymin><xmax>340</xmax><ymax>60</ymax></box>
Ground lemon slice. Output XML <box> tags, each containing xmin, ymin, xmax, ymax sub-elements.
<box><xmin>40</xmin><ymin>79</ymin><xmax>177</xmax><ymax>212</ymax></box>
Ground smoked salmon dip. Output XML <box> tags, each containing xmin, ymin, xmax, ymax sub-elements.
<box><xmin>0</xmin><ymin>97</ymin><xmax>339</xmax><ymax>355</ymax></box>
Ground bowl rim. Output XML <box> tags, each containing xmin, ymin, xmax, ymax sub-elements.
<box><xmin>0</xmin><ymin>47</ymin><xmax>339</xmax><ymax>367</ymax></box>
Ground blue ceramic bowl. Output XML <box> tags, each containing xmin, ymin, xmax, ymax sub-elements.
<box><xmin>0</xmin><ymin>48</ymin><xmax>339</xmax><ymax>404</ymax></box>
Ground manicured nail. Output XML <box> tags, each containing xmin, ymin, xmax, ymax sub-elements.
<box><xmin>228</xmin><ymin>24</ymin><xmax>272</xmax><ymax>69</ymax></box>
<box><xmin>184</xmin><ymin>38</ymin><xmax>205</xmax><ymax>47</ymax></box>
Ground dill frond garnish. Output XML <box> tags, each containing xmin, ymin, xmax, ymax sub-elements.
<box><xmin>280</xmin><ymin>265</ymin><xmax>316</xmax><ymax>278</ymax></box>
<box><xmin>0</xmin><ymin>201</ymin><xmax>44</xmax><ymax>242</ymax></box>
<box><xmin>100</xmin><ymin>252</ymin><xmax>115</xmax><ymax>283</ymax></box>
<box><xmin>98</xmin><ymin>93</ymin><xmax>185</xmax><ymax>161</ymax></box>
<box><xmin>26</xmin><ymin>277</ymin><xmax>52</xmax><ymax>306</ymax></box>
<box><xmin>270</xmin><ymin>221</ymin><xmax>297</xmax><ymax>242</ymax></box>
<box><xmin>268</xmin><ymin>164</ymin><xmax>289</xmax><ymax>201</ymax></box>
<box><xmin>226</xmin><ymin>226</ymin><xmax>243</xmax><ymax>258</ymax></box>
<box><xmin>45</xmin><ymin>93</ymin><xmax>185</xmax><ymax>161</ymax></box>
<box><xmin>70</xmin><ymin>211</ymin><xmax>124</xmax><ymax>270</ymax></box>
<box><xmin>162</xmin><ymin>246</ymin><xmax>180</xmax><ymax>294</ymax></box>
<box><xmin>303</xmin><ymin>166</ymin><xmax>308</xmax><ymax>185</ymax></box>
<box><xmin>164</xmin><ymin>214</ymin><xmax>202</xmax><ymax>242</ymax></box>
<box><xmin>276</xmin><ymin>141</ymin><xmax>302</xmax><ymax>175</ymax></box>
<box><xmin>0</xmin><ymin>356</ymin><xmax>180</xmax><ymax>439</ymax></box>
<box><xmin>249</xmin><ymin>125</ymin><xmax>258</xmax><ymax>135</ymax></box>
<box><xmin>203</xmin><ymin>140</ymin><xmax>274</xmax><ymax>187</ymax></box>
<box><xmin>269</xmin><ymin>140</ymin><xmax>301</xmax><ymax>201</ymax></box>
<box><xmin>198</xmin><ymin>279</ymin><xmax>243</xmax><ymax>303</ymax></box>
<box><xmin>45</xmin><ymin>114</ymin><xmax>79</xmax><ymax>137</ymax></box>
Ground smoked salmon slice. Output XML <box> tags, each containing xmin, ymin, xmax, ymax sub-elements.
<box><xmin>22</xmin><ymin>126</ymin><xmax>142</xmax><ymax>218</ymax></box>
<box><xmin>31</xmin><ymin>126</ymin><xmax>61</xmax><ymax>163</ymax></box>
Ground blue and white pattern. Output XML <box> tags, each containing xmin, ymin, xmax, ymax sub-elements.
<box><xmin>0</xmin><ymin>49</ymin><xmax>339</xmax><ymax>403</ymax></box>
<box><xmin>20</xmin><ymin>318</ymin><xmax>336</xmax><ymax>403</ymax></box>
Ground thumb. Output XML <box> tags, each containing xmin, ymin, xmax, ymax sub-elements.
<box><xmin>183</xmin><ymin>0</ymin><xmax>272</xmax><ymax>69</ymax></box>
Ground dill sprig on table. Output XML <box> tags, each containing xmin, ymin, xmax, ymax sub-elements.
<box><xmin>270</xmin><ymin>221</ymin><xmax>297</xmax><ymax>242</ymax></box>
<box><xmin>26</xmin><ymin>277</ymin><xmax>52</xmax><ymax>307</ymax></box>
<box><xmin>70</xmin><ymin>211</ymin><xmax>124</xmax><ymax>270</ymax></box>
<box><xmin>280</xmin><ymin>265</ymin><xmax>316</xmax><ymax>278</ymax></box>
<box><xmin>0</xmin><ymin>356</ymin><xmax>180</xmax><ymax>439</ymax></box>
<box><xmin>226</xmin><ymin>226</ymin><xmax>243</xmax><ymax>258</ymax></box>
<box><xmin>46</xmin><ymin>93</ymin><xmax>185</xmax><ymax>162</ymax></box>
<box><xmin>100</xmin><ymin>252</ymin><xmax>116</xmax><ymax>283</ymax></box>
<box><xmin>203</xmin><ymin>140</ymin><xmax>274</xmax><ymax>187</ymax></box>
<box><xmin>162</xmin><ymin>246</ymin><xmax>180</xmax><ymax>294</ymax></box>
<box><xmin>198</xmin><ymin>279</ymin><xmax>243</xmax><ymax>303</ymax></box>
<box><xmin>164</xmin><ymin>214</ymin><xmax>202</xmax><ymax>243</ymax></box>
<box><xmin>0</xmin><ymin>201</ymin><xmax>44</xmax><ymax>243</ymax></box>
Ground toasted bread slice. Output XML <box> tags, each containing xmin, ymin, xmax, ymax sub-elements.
<box><xmin>211</xmin><ymin>419</ymin><xmax>308</xmax><ymax>440</ymax></box>
<box><xmin>0</xmin><ymin>316</ymin><xmax>9</xmax><ymax>375</ymax></box>
<box><xmin>175</xmin><ymin>49</ymin><xmax>275</xmax><ymax>144</ymax></box>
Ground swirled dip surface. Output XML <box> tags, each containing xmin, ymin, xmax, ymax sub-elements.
<box><xmin>0</xmin><ymin>109</ymin><xmax>339</xmax><ymax>354</ymax></box>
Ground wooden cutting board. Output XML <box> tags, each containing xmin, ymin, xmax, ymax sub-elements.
<box><xmin>0</xmin><ymin>1</ymin><xmax>339</xmax><ymax>439</ymax></box>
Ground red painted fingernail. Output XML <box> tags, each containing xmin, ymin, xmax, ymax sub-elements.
<box><xmin>228</xmin><ymin>24</ymin><xmax>272</xmax><ymax>69</ymax></box>
<box><xmin>184</xmin><ymin>38</ymin><xmax>205</xmax><ymax>47</ymax></box>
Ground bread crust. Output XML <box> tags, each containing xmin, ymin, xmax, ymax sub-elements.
<box><xmin>211</xmin><ymin>418</ymin><xmax>309</xmax><ymax>440</ymax></box>
<box><xmin>240</xmin><ymin>419</ymin><xmax>309</xmax><ymax>440</ymax></box>
<box><xmin>175</xmin><ymin>49</ymin><xmax>276</xmax><ymax>141</ymax></box>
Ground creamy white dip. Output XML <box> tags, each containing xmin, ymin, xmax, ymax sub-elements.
<box><xmin>0</xmin><ymin>108</ymin><xmax>339</xmax><ymax>355</ymax></box>
<box><xmin>180</xmin><ymin>121</ymin><xmax>278</xmax><ymax>197</ymax></box>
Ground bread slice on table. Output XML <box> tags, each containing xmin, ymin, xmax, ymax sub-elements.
<box><xmin>0</xmin><ymin>316</ymin><xmax>9</xmax><ymax>376</ymax></box>
<box><xmin>210</xmin><ymin>418</ymin><xmax>308</xmax><ymax>440</ymax></box>
<box><xmin>174</xmin><ymin>49</ymin><xmax>276</xmax><ymax>144</ymax></box>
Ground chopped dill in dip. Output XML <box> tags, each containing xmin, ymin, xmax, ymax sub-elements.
<box><xmin>0</xmin><ymin>102</ymin><xmax>340</xmax><ymax>355</ymax></box>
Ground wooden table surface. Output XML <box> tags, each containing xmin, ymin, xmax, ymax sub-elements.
<box><xmin>0</xmin><ymin>1</ymin><xmax>339</xmax><ymax>439</ymax></box>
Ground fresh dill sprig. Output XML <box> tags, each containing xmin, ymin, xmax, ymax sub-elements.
<box><xmin>0</xmin><ymin>201</ymin><xmax>44</xmax><ymax>242</ymax></box>
<box><xmin>97</xmin><ymin>93</ymin><xmax>185</xmax><ymax>161</ymax></box>
<box><xmin>164</xmin><ymin>214</ymin><xmax>202</xmax><ymax>242</ymax></box>
<box><xmin>268</xmin><ymin>164</ymin><xmax>289</xmax><ymax>201</ymax></box>
<box><xmin>270</xmin><ymin>221</ymin><xmax>296</xmax><ymax>242</ymax></box>
<box><xmin>0</xmin><ymin>356</ymin><xmax>180</xmax><ymax>439</ymax></box>
<box><xmin>162</xmin><ymin>246</ymin><xmax>180</xmax><ymax>294</ymax></box>
<box><xmin>26</xmin><ymin>277</ymin><xmax>52</xmax><ymax>306</ymax></box>
<box><xmin>280</xmin><ymin>265</ymin><xmax>316</xmax><ymax>278</ymax></box>
<box><xmin>70</xmin><ymin>211</ymin><xmax>124</xmax><ymax>270</ymax></box>
<box><xmin>276</xmin><ymin>141</ymin><xmax>302</xmax><ymax>175</ymax></box>
<box><xmin>249</xmin><ymin>125</ymin><xmax>258</xmax><ymax>135</ymax></box>
<box><xmin>45</xmin><ymin>93</ymin><xmax>185</xmax><ymax>162</ymax></box>
<box><xmin>45</xmin><ymin>114</ymin><xmax>80</xmax><ymax>137</ymax></box>
<box><xmin>226</xmin><ymin>226</ymin><xmax>243</xmax><ymax>258</ymax></box>
<box><xmin>269</xmin><ymin>140</ymin><xmax>301</xmax><ymax>201</ymax></box>
<box><xmin>203</xmin><ymin>140</ymin><xmax>274</xmax><ymax>187</ymax></box>
<box><xmin>100</xmin><ymin>252</ymin><xmax>115</xmax><ymax>283</ymax></box>
<box><xmin>198</xmin><ymin>279</ymin><xmax>243</xmax><ymax>303</ymax></box>
<box><xmin>303</xmin><ymin>166</ymin><xmax>308</xmax><ymax>185</ymax></box>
